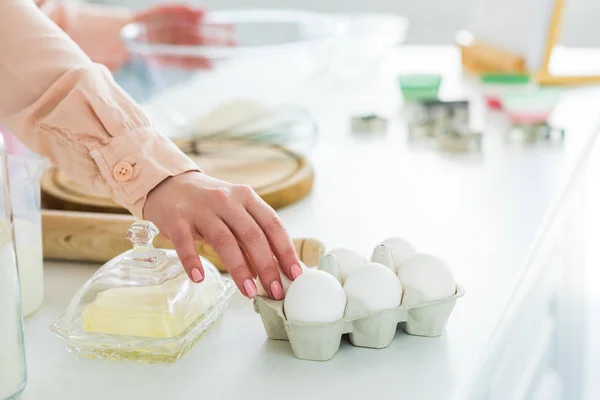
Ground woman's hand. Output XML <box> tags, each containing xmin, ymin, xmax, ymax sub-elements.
<box><xmin>131</xmin><ymin>4</ymin><xmax>234</xmax><ymax>69</ymax></box>
<box><xmin>143</xmin><ymin>171</ymin><xmax>303</xmax><ymax>300</ymax></box>
<box><xmin>40</xmin><ymin>2</ymin><xmax>232</xmax><ymax>72</ymax></box>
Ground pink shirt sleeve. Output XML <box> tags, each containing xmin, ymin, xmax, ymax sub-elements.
<box><xmin>0</xmin><ymin>0</ymin><xmax>200</xmax><ymax>218</ymax></box>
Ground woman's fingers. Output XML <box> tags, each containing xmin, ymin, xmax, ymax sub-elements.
<box><xmin>143</xmin><ymin>173</ymin><xmax>298</xmax><ymax>300</ymax></box>
<box><xmin>219</xmin><ymin>205</ymin><xmax>283</xmax><ymax>299</ymax></box>
<box><xmin>133</xmin><ymin>4</ymin><xmax>204</xmax><ymax>23</ymax></box>
<box><xmin>198</xmin><ymin>214</ymin><xmax>258</xmax><ymax>298</ymax></box>
<box><xmin>168</xmin><ymin>223</ymin><xmax>205</xmax><ymax>283</ymax></box>
<box><xmin>132</xmin><ymin>4</ymin><xmax>235</xmax><ymax>71</ymax></box>
<box><xmin>245</xmin><ymin>191</ymin><xmax>302</xmax><ymax>282</ymax></box>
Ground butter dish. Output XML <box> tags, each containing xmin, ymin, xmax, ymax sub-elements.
<box><xmin>51</xmin><ymin>221</ymin><xmax>235</xmax><ymax>363</ymax></box>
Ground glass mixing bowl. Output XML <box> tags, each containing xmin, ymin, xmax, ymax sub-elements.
<box><xmin>120</xmin><ymin>9</ymin><xmax>343</xmax><ymax>142</ymax></box>
<box><xmin>121</xmin><ymin>9</ymin><xmax>342</xmax><ymax>60</ymax></box>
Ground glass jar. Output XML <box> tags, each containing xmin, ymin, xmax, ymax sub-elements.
<box><xmin>0</xmin><ymin>136</ymin><xmax>27</xmax><ymax>400</ymax></box>
<box><xmin>51</xmin><ymin>220</ymin><xmax>236</xmax><ymax>364</ymax></box>
<box><xmin>9</xmin><ymin>155</ymin><xmax>47</xmax><ymax>318</ymax></box>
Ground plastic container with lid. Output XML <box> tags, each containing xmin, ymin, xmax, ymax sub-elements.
<box><xmin>50</xmin><ymin>220</ymin><xmax>236</xmax><ymax>364</ymax></box>
<box><xmin>479</xmin><ymin>73</ymin><xmax>533</xmax><ymax>110</ymax></box>
<box><xmin>501</xmin><ymin>88</ymin><xmax>563</xmax><ymax>121</ymax></box>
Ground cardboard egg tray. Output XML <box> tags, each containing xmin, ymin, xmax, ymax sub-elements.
<box><xmin>253</xmin><ymin>245</ymin><xmax>465</xmax><ymax>361</ymax></box>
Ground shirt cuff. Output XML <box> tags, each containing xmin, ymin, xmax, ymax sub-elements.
<box><xmin>89</xmin><ymin>127</ymin><xmax>201</xmax><ymax>218</ymax></box>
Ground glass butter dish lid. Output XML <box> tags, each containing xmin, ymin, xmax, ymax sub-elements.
<box><xmin>51</xmin><ymin>221</ymin><xmax>236</xmax><ymax>363</ymax></box>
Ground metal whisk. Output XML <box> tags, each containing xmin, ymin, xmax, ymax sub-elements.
<box><xmin>173</xmin><ymin>103</ymin><xmax>319</xmax><ymax>156</ymax></box>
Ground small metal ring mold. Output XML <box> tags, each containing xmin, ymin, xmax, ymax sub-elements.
<box><xmin>436</xmin><ymin>126</ymin><xmax>483</xmax><ymax>153</ymax></box>
<box><xmin>351</xmin><ymin>114</ymin><xmax>388</xmax><ymax>134</ymax></box>
<box><xmin>407</xmin><ymin>99</ymin><xmax>470</xmax><ymax>140</ymax></box>
<box><xmin>507</xmin><ymin>121</ymin><xmax>565</xmax><ymax>143</ymax></box>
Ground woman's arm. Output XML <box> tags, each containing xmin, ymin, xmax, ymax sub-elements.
<box><xmin>0</xmin><ymin>0</ymin><xmax>301</xmax><ymax>297</ymax></box>
<box><xmin>0</xmin><ymin>0</ymin><xmax>199</xmax><ymax>218</ymax></box>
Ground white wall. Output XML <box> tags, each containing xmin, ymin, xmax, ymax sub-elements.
<box><xmin>100</xmin><ymin>0</ymin><xmax>600</xmax><ymax>47</ymax></box>
<box><xmin>561</xmin><ymin>0</ymin><xmax>600</xmax><ymax>47</ymax></box>
<box><xmin>187</xmin><ymin>0</ymin><xmax>473</xmax><ymax>45</ymax></box>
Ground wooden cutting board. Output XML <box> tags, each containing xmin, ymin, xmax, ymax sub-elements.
<box><xmin>42</xmin><ymin>210</ymin><xmax>325</xmax><ymax>272</ymax></box>
<box><xmin>41</xmin><ymin>141</ymin><xmax>314</xmax><ymax>213</ymax></box>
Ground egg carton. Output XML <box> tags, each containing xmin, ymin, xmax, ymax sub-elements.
<box><xmin>253</xmin><ymin>244</ymin><xmax>464</xmax><ymax>361</ymax></box>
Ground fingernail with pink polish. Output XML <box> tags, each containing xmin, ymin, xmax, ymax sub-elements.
<box><xmin>271</xmin><ymin>281</ymin><xmax>284</xmax><ymax>300</ymax></box>
<box><xmin>243</xmin><ymin>279</ymin><xmax>258</xmax><ymax>298</ymax></box>
<box><xmin>290</xmin><ymin>264</ymin><xmax>303</xmax><ymax>280</ymax></box>
<box><xmin>191</xmin><ymin>268</ymin><xmax>204</xmax><ymax>283</ymax></box>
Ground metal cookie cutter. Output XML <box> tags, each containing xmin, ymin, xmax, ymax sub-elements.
<box><xmin>507</xmin><ymin>121</ymin><xmax>565</xmax><ymax>143</ymax></box>
<box><xmin>407</xmin><ymin>99</ymin><xmax>470</xmax><ymax>140</ymax></box>
<box><xmin>437</xmin><ymin>125</ymin><xmax>483</xmax><ymax>153</ymax></box>
<box><xmin>351</xmin><ymin>114</ymin><xmax>388</xmax><ymax>133</ymax></box>
<box><xmin>421</xmin><ymin>99</ymin><xmax>470</xmax><ymax>126</ymax></box>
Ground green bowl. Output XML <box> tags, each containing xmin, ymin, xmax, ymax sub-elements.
<box><xmin>398</xmin><ymin>74</ymin><xmax>442</xmax><ymax>101</ymax></box>
<box><xmin>479</xmin><ymin>72</ymin><xmax>531</xmax><ymax>85</ymax></box>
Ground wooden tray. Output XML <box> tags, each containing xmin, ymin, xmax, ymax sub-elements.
<box><xmin>42</xmin><ymin>210</ymin><xmax>325</xmax><ymax>273</ymax></box>
<box><xmin>41</xmin><ymin>141</ymin><xmax>314</xmax><ymax>213</ymax></box>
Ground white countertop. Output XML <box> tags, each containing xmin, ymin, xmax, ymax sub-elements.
<box><xmin>23</xmin><ymin>46</ymin><xmax>600</xmax><ymax>400</ymax></box>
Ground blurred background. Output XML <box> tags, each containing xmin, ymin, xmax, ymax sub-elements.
<box><xmin>95</xmin><ymin>0</ymin><xmax>600</xmax><ymax>46</ymax></box>
<box><xmin>102</xmin><ymin>2</ymin><xmax>600</xmax><ymax>399</ymax></box>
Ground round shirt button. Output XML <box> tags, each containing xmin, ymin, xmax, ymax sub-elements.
<box><xmin>113</xmin><ymin>161</ymin><xmax>133</xmax><ymax>182</ymax></box>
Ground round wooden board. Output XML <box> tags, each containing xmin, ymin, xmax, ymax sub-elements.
<box><xmin>41</xmin><ymin>142</ymin><xmax>314</xmax><ymax>213</ymax></box>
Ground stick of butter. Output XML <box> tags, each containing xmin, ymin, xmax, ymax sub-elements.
<box><xmin>82</xmin><ymin>279</ymin><xmax>222</xmax><ymax>338</ymax></box>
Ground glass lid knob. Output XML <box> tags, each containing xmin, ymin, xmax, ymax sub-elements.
<box><xmin>125</xmin><ymin>220</ymin><xmax>159</xmax><ymax>250</ymax></box>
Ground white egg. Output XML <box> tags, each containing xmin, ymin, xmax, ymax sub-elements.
<box><xmin>398</xmin><ymin>253</ymin><xmax>456</xmax><ymax>306</ymax></box>
<box><xmin>284</xmin><ymin>269</ymin><xmax>347</xmax><ymax>323</ymax></box>
<box><xmin>343</xmin><ymin>262</ymin><xmax>402</xmax><ymax>313</ymax></box>
<box><xmin>257</xmin><ymin>261</ymin><xmax>308</xmax><ymax>297</ymax></box>
<box><xmin>327</xmin><ymin>247</ymin><xmax>367</xmax><ymax>284</ymax></box>
<box><xmin>381</xmin><ymin>237</ymin><xmax>417</xmax><ymax>266</ymax></box>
